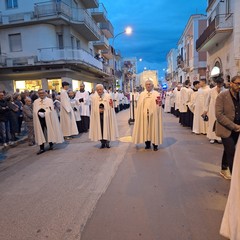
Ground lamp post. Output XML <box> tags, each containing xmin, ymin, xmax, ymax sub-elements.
<box><xmin>112</xmin><ymin>26</ymin><xmax>132</xmax><ymax>89</ymax></box>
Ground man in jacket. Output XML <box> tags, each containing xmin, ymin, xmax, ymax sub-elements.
<box><xmin>215</xmin><ymin>75</ymin><xmax>240</xmax><ymax>179</ymax></box>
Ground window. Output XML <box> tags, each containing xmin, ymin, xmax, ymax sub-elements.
<box><xmin>76</xmin><ymin>40</ymin><xmax>81</xmax><ymax>49</ymax></box>
<box><xmin>58</xmin><ymin>34</ymin><xmax>64</xmax><ymax>49</ymax></box>
<box><xmin>9</xmin><ymin>33</ymin><xmax>22</xmax><ymax>52</ymax></box>
<box><xmin>6</xmin><ymin>0</ymin><xmax>18</xmax><ymax>9</ymax></box>
<box><xmin>71</xmin><ymin>36</ymin><xmax>74</xmax><ymax>49</ymax></box>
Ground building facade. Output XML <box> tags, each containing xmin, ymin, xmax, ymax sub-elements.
<box><xmin>177</xmin><ymin>14</ymin><xmax>207</xmax><ymax>84</ymax></box>
<box><xmin>122</xmin><ymin>57</ymin><xmax>137</xmax><ymax>92</ymax></box>
<box><xmin>0</xmin><ymin>0</ymin><xmax>115</xmax><ymax>93</ymax></box>
<box><xmin>166</xmin><ymin>48</ymin><xmax>178</xmax><ymax>88</ymax></box>
<box><xmin>196</xmin><ymin>0</ymin><xmax>240</xmax><ymax>81</ymax></box>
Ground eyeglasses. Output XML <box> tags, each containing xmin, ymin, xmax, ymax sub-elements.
<box><xmin>233</xmin><ymin>82</ymin><xmax>240</xmax><ymax>86</ymax></box>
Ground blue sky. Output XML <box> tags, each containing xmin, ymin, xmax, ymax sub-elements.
<box><xmin>101</xmin><ymin>0</ymin><xmax>207</xmax><ymax>79</ymax></box>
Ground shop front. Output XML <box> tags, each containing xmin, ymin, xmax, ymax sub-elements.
<box><xmin>14</xmin><ymin>80</ymin><xmax>42</xmax><ymax>92</ymax></box>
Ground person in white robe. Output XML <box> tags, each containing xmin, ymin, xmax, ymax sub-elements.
<box><xmin>220</xmin><ymin>135</ymin><xmax>240</xmax><ymax>239</ymax></box>
<box><xmin>60</xmin><ymin>82</ymin><xmax>78</xmax><ymax>139</ymax></box>
<box><xmin>188</xmin><ymin>80</ymin><xmax>200</xmax><ymax>129</ymax></box>
<box><xmin>113</xmin><ymin>89</ymin><xmax>119</xmax><ymax>113</ymax></box>
<box><xmin>203</xmin><ymin>77</ymin><xmax>225</xmax><ymax>143</ymax></box>
<box><xmin>173</xmin><ymin>84</ymin><xmax>182</xmax><ymax>117</ymax></box>
<box><xmin>89</xmin><ymin>84</ymin><xmax>119</xmax><ymax>148</ymax></box>
<box><xmin>164</xmin><ymin>90</ymin><xmax>172</xmax><ymax>113</ymax></box>
<box><xmin>75</xmin><ymin>83</ymin><xmax>90</xmax><ymax>133</ymax></box>
<box><xmin>68</xmin><ymin>90</ymin><xmax>81</xmax><ymax>134</ymax></box>
<box><xmin>33</xmin><ymin>89</ymin><xmax>64</xmax><ymax>155</ymax></box>
<box><xmin>192</xmin><ymin>79</ymin><xmax>211</xmax><ymax>134</ymax></box>
<box><xmin>132</xmin><ymin>79</ymin><xmax>163</xmax><ymax>151</ymax></box>
<box><xmin>179</xmin><ymin>80</ymin><xmax>193</xmax><ymax>127</ymax></box>
<box><xmin>130</xmin><ymin>89</ymin><xmax>140</xmax><ymax>109</ymax></box>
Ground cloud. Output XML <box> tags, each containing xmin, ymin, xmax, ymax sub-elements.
<box><xmin>102</xmin><ymin>0</ymin><xmax>207</xmax><ymax>75</ymax></box>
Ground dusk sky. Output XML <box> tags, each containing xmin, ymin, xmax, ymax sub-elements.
<box><xmin>101</xmin><ymin>0</ymin><xmax>207</xmax><ymax>79</ymax></box>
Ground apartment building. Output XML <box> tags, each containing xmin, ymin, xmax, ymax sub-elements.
<box><xmin>177</xmin><ymin>14</ymin><xmax>207</xmax><ymax>84</ymax></box>
<box><xmin>0</xmin><ymin>0</ymin><xmax>115</xmax><ymax>93</ymax></box>
<box><xmin>122</xmin><ymin>57</ymin><xmax>137</xmax><ymax>92</ymax></box>
<box><xmin>166</xmin><ymin>48</ymin><xmax>178</xmax><ymax>87</ymax></box>
<box><xmin>196</xmin><ymin>0</ymin><xmax>240</xmax><ymax>80</ymax></box>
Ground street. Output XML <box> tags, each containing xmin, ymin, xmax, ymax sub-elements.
<box><xmin>0</xmin><ymin>109</ymin><xmax>229</xmax><ymax>240</ymax></box>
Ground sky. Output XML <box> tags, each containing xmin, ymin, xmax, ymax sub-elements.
<box><xmin>101</xmin><ymin>0</ymin><xmax>207</xmax><ymax>79</ymax></box>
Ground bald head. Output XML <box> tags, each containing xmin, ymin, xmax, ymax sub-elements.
<box><xmin>145</xmin><ymin>79</ymin><xmax>154</xmax><ymax>92</ymax></box>
<box><xmin>96</xmin><ymin>84</ymin><xmax>104</xmax><ymax>96</ymax></box>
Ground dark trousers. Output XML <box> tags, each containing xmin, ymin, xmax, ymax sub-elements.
<box><xmin>221</xmin><ymin>131</ymin><xmax>239</xmax><ymax>173</ymax></box>
<box><xmin>39</xmin><ymin>117</ymin><xmax>52</xmax><ymax>150</ymax></box>
<box><xmin>81</xmin><ymin>116</ymin><xmax>90</xmax><ymax>132</ymax></box>
<box><xmin>100</xmin><ymin>112</ymin><xmax>109</xmax><ymax>145</ymax></box>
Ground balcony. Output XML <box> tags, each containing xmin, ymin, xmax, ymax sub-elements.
<box><xmin>90</xmin><ymin>3</ymin><xmax>107</xmax><ymax>23</ymax></box>
<box><xmin>102</xmin><ymin>46</ymin><xmax>114</xmax><ymax>59</ymax></box>
<box><xmin>81</xmin><ymin>0</ymin><xmax>99</xmax><ymax>9</ymax></box>
<box><xmin>93</xmin><ymin>35</ymin><xmax>109</xmax><ymax>50</ymax></box>
<box><xmin>207</xmin><ymin>0</ymin><xmax>216</xmax><ymax>11</ymax></box>
<box><xmin>38</xmin><ymin>47</ymin><xmax>103</xmax><ymax>70</ymax></box>
<box><xmin>0</xmin><ymin>1</ymin><xmax>101</xmax><ymax>41</ymax></box>
<box><xmin>100</xmin><ymin>21</ymin><xmax>114</xmax><ymax>38</ymax></box>
<box><xmin>196</xmin><ymin>14</ymin><xmax>233</xmax><ymax>52</ymax></box>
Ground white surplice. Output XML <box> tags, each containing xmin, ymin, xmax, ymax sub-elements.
<box><xmin>192</xmin><ymin>85</ymin><xmax>211</xmax><ymax>134</ymax></box>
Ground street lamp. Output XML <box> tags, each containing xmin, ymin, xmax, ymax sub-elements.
<box><xmin>112</xmin><ymin>26</ymin><xmax>132</xmax><ymax>89</ymax></box>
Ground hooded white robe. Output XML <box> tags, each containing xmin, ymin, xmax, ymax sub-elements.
<box><xmin>60</xmin><ymin>89</ymin><xmax>78</xmax><ymax>137</ymax></box>
<box><xmin>220</xmin><ymin>136</ymin><xmax>240</xmax><ymax>239</ymax></box>
<box><xmin>192</xmin><ymin>85</ymin><xmax>211</xmax><ymax>134</ymax></box>
<box><xmin>33</xmin><ymin>97</ymin><xmax>64</xmax><ymax>145</ymax></box>
<box><xmin>132</xmin><ymin>90</ymin><xmax>163</xmax><ymax>145</ymax></box>
<box><xmin>89</xmin><ymin>92</ymin><xmax>119</xmax><ymax>141</ymax></box>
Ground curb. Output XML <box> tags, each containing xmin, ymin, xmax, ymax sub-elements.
<box><xmin>0</xmin><ymin>136</ymin><xmax>28</xmax><ymax>154</ymax></box>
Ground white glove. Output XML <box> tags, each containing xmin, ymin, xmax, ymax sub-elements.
<box><xmin>38</xmin><ymin>112</ymin><xmax>45</xmax><ymax>118</ymax></box>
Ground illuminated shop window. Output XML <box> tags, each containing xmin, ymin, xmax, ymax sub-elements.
<box><xmin>48</xmin><ymin>79</ymin><xmax>62</xmax><ymax>93</ymax></box>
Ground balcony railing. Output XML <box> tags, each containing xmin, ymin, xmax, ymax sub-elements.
<box><xmin>38</xmin><ymin>48</ymin><xmax>103</xmax><ymax>70</ymax></box>
<box><xmin>100</xmin><ymin>21</ymin><xmax>114</xmax><ymax>38</ymax></box>
<box><xmin>196</xmin><ymin>14</ymin><xmax>233</xmax><ymax>51</ymax></box>
<box><xmin>34</xmin><ymin>2</ymin><xmax>101</xmax><ymax>39</ymax></box>
<box><xmin>93</xmin><ymin>35</ymin><xmax>109</xmax><ymax>49</ymax></box>
<box><xmin>81</xmin><ymin>0</ymin><xmax>99</xmax><ymax>9</ymax></box>
<box><xmin>90</xmin><ymin>3</ymin><xmax>107</xmax><ymax>20</ymax></box>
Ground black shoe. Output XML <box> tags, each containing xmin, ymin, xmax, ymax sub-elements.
<box><xmin>153</xmin><ymin>145</ymin><xmax>158</xmax><ymax>151</ymax></box>
<box><xmin>37</xmin><ymin>149</ymin><xmax>45</xmax><ymax>155</ymax></box>
<box><xmin>145</xmin><ymin>145</ymin><xmax>151</xmax><ymax>149</ymax></box>
<box><xmin>145</xmin><ymin>141</ymin><xmax>151</xmax><ymax>149</ymax></box>
<box><xmin>100</xmin><ymin>143</ymin><xmax>105</xmax><ymax>149</ymax></box>
<box><xmin>106</xmin><ymin>142</ymin><xmax>110</xmax><ymax>148</ymax></box>
<box><xmin>49</xmin><ymin>144</ymin><xmax>54</xmax><ymax>150</ymax></box>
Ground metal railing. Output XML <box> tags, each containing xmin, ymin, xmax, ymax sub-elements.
<box><xmin>34</xmin><ymin>1</ymin><xmax>101</xmax><ymax>38</ymax></box>
<box><xmin>90</xmin><ymin>3</ymin><xmax>107</xmax><ymax>16</ymax></box>
<box><xmin>196</xmin><ymin>14</ymin><xmax>233</xmax><ymax>50</ymax></box>
<box><xmin>93</xmin><ymin>35</ymin><xmax>109</xmax><ymax>46</ymax></box>
<box><xmin>99</xmin><ymin>21</ymin><xmax>114</xmax><ymax>36</ymax></box>
<box><xmin>38</xmin><ymin>47</ymin><xmax>103</xmax><ymax>70</ymax></box>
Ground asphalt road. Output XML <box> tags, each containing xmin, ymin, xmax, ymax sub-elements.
<box><xmin>0</xmin><ymin>109</ymin><xmax>230</xmax><ymax>240</ymax></box>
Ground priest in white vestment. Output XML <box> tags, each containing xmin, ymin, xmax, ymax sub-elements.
<box><xmin>220</xmin><ymin>135</ymin><xmax>240</xmax><ymax>239</ymax></box>
<box><xmin>33</xmin><ymin>89</ymin><xmax>64</xmax><ymax>155</ymax></box>
<box><xmin>192</xmin><ymin>79</ymin><xmax>211</xmax><ymax>134</ymax></box>
<box><xmin>132</xmin><ymin>79</ymin><xmax>163</xmax><ymax>151</ymax></box>
<box><xmin>173</xmin><ymin>85</ymin><xmax>182</xmax><ymax>117</ymax></box>
<box><xmin>75</xmin><ymin>83</ymin><xmax>90</xmax><ymax>133</ymax></box>
<box><xmin>60</xmin><ymin>82</ymin><xmax>78</xmax><ymax>139</ymax></box>
<box><xmin>203</xmin><ymin>77</ymin><xmax>225</xmax><ymax>143</ymax></box>
<box><xmin>68</xmin><ymin>90</ymin><xmax>81</xmax><ymax>134</ymax></box>
<box><xmin>89</xmin><ymin>84</ymin><xmax>119</xmax><ymax>148</ymax></box>
<box><xmin>164</xmin><ymin>90</ymin><xmax>172</xmax><ymax>113</ymax></box>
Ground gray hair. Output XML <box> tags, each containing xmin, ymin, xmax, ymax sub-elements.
<box><xmin>96</xmin><ymin>84</ymin><xmax>104</xmax><ymax>90</ymax></box>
